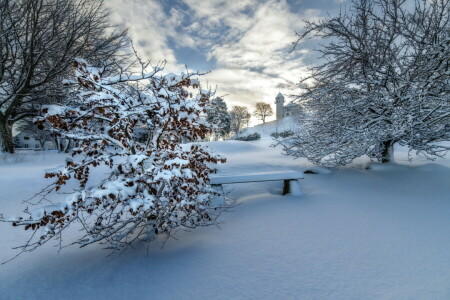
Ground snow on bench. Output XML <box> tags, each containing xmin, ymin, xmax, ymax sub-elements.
<box><xmin>210</xmin><ymin>171</ymin><xmax>304</xmax><ymax>196</ymax></box>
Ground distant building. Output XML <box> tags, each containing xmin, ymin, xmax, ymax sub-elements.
<box><xmin>283</xmin><ymin>102</ymin><xmax>302</xmax><ymax>117</ymax></box>
<box><xmin>275</xmin><ymin>92</ymin><xmax>285</xmax><ymax>120</ymax></box>
<box><xmin>275</xmin><ymin>92</ymin><xmax>302</xmax><ymax>120</ymax></box>
<box><xmin>14</xmin><ymin>131</ymin><xmax>56</xmax><ymax>150</ymax></box>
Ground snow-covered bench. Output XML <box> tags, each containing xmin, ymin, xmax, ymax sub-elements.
<box><xmin>210</xmin><ymin>171</ymin><xmax>304</xmax><ymax>196</ymax></box>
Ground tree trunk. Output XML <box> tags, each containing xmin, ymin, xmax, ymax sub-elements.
<box><xmin>39</xmin><ymin>139</ymin><xmax>46</xmax><ymax>150</ymax></box>
<box><xmin>380</xmin><ymin>140</ymin><xmax>395</xmax><ymax>163</ymax></box>
<box><xmin>53</xmin><ymin>135</ymin><xmax>62</xmax><ymax>152</ymax></box>
<box><xmin>0</xmin><ymin>120</ymin><xmax>14</xmax><ymax>153</ymax></box>
<box><xmin>63</xmin><ymin>138</ymin><xmax>72</xmax><ymax>153</ymax></box>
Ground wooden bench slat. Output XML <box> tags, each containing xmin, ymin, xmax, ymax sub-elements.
<box><xmin>210</xmin><ymin>171</ymin><xmax>304</xmax><ymax>185</ymax></box>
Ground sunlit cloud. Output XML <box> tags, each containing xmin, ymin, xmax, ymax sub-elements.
<box><xmin>106</xmin><ymin>0</ymin><xmax>344</xmax><ymax>123</ymax></box>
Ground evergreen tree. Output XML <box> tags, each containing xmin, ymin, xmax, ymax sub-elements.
<box><xmin>206</xmin><ymin>97</ymin><xmax>231</xmax><ymax>140</ymax></box>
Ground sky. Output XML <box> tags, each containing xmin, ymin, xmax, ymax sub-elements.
<box><xmin>106</xmin><ymin>0</ymin><xmax>349</xmax><ymax>123</ymax></box>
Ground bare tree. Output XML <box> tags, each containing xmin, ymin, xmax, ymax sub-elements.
<box><xmin>230</xmin><ymin>106</ymin><xmax>251</xmax><ymax>135</ymax></box>
<box><xmin>282</xmin><ymin>0</ymin><xmax>450</xmax><ymax>166</ymax></box>
<box><xmin>0</xmin><ymin>0</ymin><xmax>128</xmax><ymax>153</ymax></box>
<box><xmin>254</xmin><ymin>102</ymin><xmax>273</xmax><ymax>124</ymax></box>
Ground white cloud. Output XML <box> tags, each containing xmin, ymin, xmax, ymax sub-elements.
<box><xmin>199</xmin><ymin>1</ymin><xmax>319</xmax><ymax>122</ymax></box>
<box><xmin>106</xmin><ymin>0</ymin><xmax>195</xmax><ymax>70</ymax></box>
<box><xmin>107</xmin><ymin>0</ymin><xmax>324</xmax><ymax>123</ymax></box>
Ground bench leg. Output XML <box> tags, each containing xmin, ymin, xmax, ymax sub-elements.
<box><xmin>283</xmin><ymin>179</ymin><xmax>302</xmax><ymax>196</ymax></box>
<box><xmin>283</xmin><ymin>180</ymin><xmax>290</xmax><ymax>195</ymax></box>
<box><xmin>211</xmin><ymin>184</ymin><xmax>224</xmax><ymax>194</ymax></box>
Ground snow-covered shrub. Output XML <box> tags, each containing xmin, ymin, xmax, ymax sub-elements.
<box><xmin>235</xmin><ymin>133</ymin><xmax>261</xmax><ymax>141</ymax></box>
<box><xmin>279</xmin><ymin>130</ymin><xmax>295</xmax><ymax>138</ymax></box>
<box><xmin>270</xmin><ymin>132</ymin><xmax>280</xmax><ymax>139</ymax></box>
<box><xmin>1</xmin><ymin>59</ymin><xmax>227</xmax><ymax>253</ymax></box>
<box><xmin>271</xmin><ymin>130</ymin><xmax>294</xmax><ymax>139</ymax></box>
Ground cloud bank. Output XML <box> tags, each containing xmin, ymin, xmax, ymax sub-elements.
<box><xmin>107</xmin><ymin>0</ymin><xmax>344</xmax><ymax>122</ymax></box>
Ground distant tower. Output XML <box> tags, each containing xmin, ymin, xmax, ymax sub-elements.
<box><xmin>275</xmin><ymin>92</ymin><xmax>285</xmax><ymax>121</ymax></box>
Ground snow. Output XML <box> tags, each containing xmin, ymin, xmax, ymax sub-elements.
<box><xmin>287</xmin><ymin>179</ymin><xmax>302</xmax><ymax>196</ymax></box>
<box><xmin>1</xmin><ymin>142</ymin><xmax>450</xmax><ymax>299</ymax></box>
<box><xmin>164</xmin><ymin>158</ymin><xmax>190</xmax><ymax>166</ymax></box>
<box><xmin>239</xmin><ymin>116</ymin><xmax>298</xmax><ymax>138</ymax></box>
<box><xmin>210</xmin><ymin>171</ymin><xmax>303</xmax><ymax>185</ymax></box>
<box><xmin>42</xmin><ymin>105</ymin><xmax>67</xmax><ymax>116</ymax></box>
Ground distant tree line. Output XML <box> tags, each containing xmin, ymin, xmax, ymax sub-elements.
<box><xmin>207</xmin><ymin>99</ymin><xmax>276</xmax><ymax>139</ymax></box>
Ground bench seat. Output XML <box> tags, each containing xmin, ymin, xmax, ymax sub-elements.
<box><xmin>210</xmin><ymin>171</ymin><xmax>304</xmax><ymax>196</ymax></box>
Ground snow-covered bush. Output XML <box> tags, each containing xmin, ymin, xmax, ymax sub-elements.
<box><xmin>1</xmin><ymin>59</ymin><xmax>227</xmax><ymax>253</ymax></box>
<box><xmin>235</xmin><ymin>133</ymin><xmax>261</xmax><ymax>141</ymax></box>
<box><xmin>271</xmin><ymin>130</ymin><xmax>294</xmax><ymax>139</ymax></box>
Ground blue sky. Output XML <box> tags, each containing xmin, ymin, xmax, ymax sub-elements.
<box><xmin>107</xmin><ymin>0</ymin><xmax>348</xmax><ymax>121</ymax></box>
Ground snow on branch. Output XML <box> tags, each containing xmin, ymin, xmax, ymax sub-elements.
<box><xmin>281</xmin><ymin>0</ymin><xmax>450</xmax><ymax>167</ymax></box>
<box><xmin>1</xmin><ymin>58</ymin><xmax>228</xmax><ymax>256</ymax></box>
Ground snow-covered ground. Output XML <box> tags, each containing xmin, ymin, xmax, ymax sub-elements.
<box><xmin>238</xmin><ymin>116</ymin><xmax>298</xmax><ymax>138</ymax></box>
<box><xmin>1</xmin><ymin>141</ymin><xmax>450</xmax><ymax>299</ymax></box>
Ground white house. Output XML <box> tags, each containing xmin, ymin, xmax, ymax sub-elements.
<box><xmin>14</xmin><ymin>131</ymin><xmax>56</xmax><ymax>150</ymax></box>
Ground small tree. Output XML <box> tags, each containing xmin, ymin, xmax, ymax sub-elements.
<box><xmin>206</xmin><ymin>97</ymin><xmax>231</xmax><ymax>140</ymax></box>
<box><xmin>0</xmin><ymin>58</ymin><xmax>227</xmax><ymax>254</ymax></box>
<box><xmin>230</xmin><ymin>106</ymin><xmax>251</xmax><ymax>135</ymax></box>
<box><xmin>254</xmin><ymin>102</ymin><xmax>273</xmax><ymax>124</ymax></box>
<box><xmin>282</xmin><ymin>0</ymin><xmax>450</xmax><ymax>166</ymax></box>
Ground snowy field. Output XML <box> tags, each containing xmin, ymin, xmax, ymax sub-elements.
<box><xmin>1</xmin><ymin>140</ymin><xmax>450</xmax><ymax>299</ymax></box>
